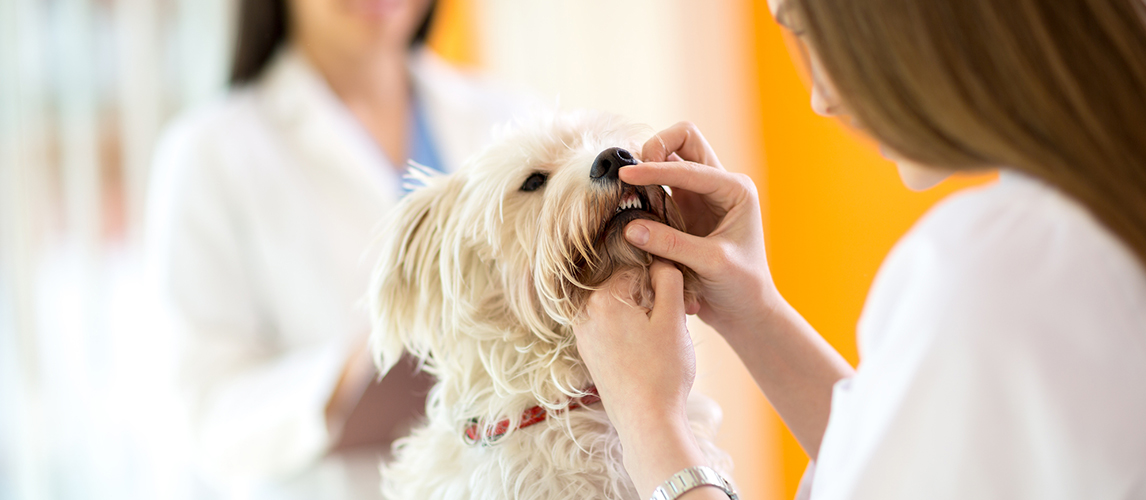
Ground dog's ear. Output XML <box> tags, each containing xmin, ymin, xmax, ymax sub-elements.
<box><xmin>368</xmin><ymin>173</ymin><xmax>466</xmax><ymax>376</ymax></box>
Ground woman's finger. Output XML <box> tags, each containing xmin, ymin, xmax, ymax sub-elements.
<box><xmin>619</xmin><ymin>162</ymin><xmax>745</xmax><ymax>212</ymax></box>
<box><xmin>625</xmin><ymin>220</ymin><xmax>720</xmax><ymax>276</ymax></box>
<box><xmin>648</xmin><ymin>259</ymin><xmax>685</xmax><ymax>321</ymax></box>
<box><xmin>642</xmin><ymin>121</ymin><xmax>724</xmax><ymax>170</ymax></box>
<box><xmin>586</xmin><ymin>274</ymin><xmax>639</xmax><ymax>316</ymax></box>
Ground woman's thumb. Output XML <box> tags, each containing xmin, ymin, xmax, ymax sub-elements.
<box><xmin>625</xmin><ymin>221</ymin><xmax>708</xmax><ymax>274</ymax></box>
<box><xmin>649</xmin><ymin>259</ymin><xmax>684</xmax><ymax>318</ymax></box>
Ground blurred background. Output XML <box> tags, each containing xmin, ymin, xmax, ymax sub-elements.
<box><xmin>0</xmin><ymin>0</ymin><xmax>992</xmax><ymax>498</ymax></box>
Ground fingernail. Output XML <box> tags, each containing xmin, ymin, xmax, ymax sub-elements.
<box><xmin>626</xmin><ymin>223</ymin><xmax>650</xmax><ymax>245</ymax></box>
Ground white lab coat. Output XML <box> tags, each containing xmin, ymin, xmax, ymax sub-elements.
<box><xmin>145</xmin><ymin>46</ymin><xmax>530</xmax><ymax>499</ymax></box>
<box><xmin>806</xmin><ymin>171</ymin><xmax>1146</xmax><ymax>499</ymax></box>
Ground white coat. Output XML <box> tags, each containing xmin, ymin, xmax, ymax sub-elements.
<box><xmin>145</xmin><ymin>46</ymin><xmax>531</xmax><ymax>499</ymax></box>
<box><xmin>805</xmin><ymin>171</ymin><xmax>1146</xmax><ymax>499</ymax></box>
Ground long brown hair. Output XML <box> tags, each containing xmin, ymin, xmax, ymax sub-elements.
<box><xmin>229</xmin><ymin>0</ymin><xmax>438</xmax><ymax>85</ymax></box>
<box><xmin>789</xmin><ymin>0</ymin><xmax>1146</xmax><ymax>266</ymax></box>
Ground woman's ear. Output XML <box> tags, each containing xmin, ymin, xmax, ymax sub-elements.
<box><xmin>369</xmin><ymin>173</ymin><xmax>465</xmax><ymax>376</ymax></box>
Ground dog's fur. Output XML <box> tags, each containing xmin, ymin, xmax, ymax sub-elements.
<box><xmin>368</xmin><ymin>111</ymin><xmax>732</xmax><ymax>500</ymax></box>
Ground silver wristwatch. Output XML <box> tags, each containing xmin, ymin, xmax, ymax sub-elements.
<box><xmin>650</xmin><ymin>465</ymin><xmax>738</xmax><ymax>500</ymax></box>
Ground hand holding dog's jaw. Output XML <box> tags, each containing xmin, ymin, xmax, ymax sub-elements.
<box><xmin>572</xmin><ymin>259</ymin><xmax>715</xmax><ymax>497</ymax></box>
<box><xmin>619</xmin><ymin>124</ymin><xmax>787</xmax><ymax>339</ymax></box>
<box><xmin>572</xmin><ymin>260</ymin><xmax>693</xmax><ymax>430</ymax></box>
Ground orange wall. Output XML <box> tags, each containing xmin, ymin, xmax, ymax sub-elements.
<box><xmin>426</xmin><ymin>0</ymin><xmax>481</xmax><ymax>67</ymax></box>
<box><xmin>748</xmin><ymin>1</ymin><xmax>995</xmax><ymax>498</ymax></box>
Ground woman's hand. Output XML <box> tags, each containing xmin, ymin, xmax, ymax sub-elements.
<box><xmin>326</xmin><ymin>336</ymin><xmax>375</xmax><ymax>434</ymax></box>
<box><xmin>572</xmin><ymin>259</ymin><xmax>719</xmax><ymax>499</ymax></box>
<box><xmin>620</xmin><ymin>122</ymin><xmax>853</xmax><ymax>461</ymax></box>
<box><xmin>625</xmin><ymin>122</ymin><xmax>779</xmax><ymax>339</ymax></box>
<box><xmin>574</xmin><ymin>259</ymin><xmax>694</xmax><ymax>430</ymax></box>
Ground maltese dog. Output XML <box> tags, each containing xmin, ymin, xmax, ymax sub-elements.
<box><xmin>368</xmin><ymin>111</ymin><xmax>732</xmax><ymax>500</ymax></box>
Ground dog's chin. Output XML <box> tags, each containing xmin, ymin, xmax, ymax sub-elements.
<box><xmin>570</xmin><ymin>184</ymin><xmax>699</xmax><ymax>315</ymax></box>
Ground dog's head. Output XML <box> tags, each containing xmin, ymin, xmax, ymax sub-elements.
<box><xmin>369</xmin><ymin>111</ymin><xmax>698</xmax><ymax>410</ymax></box>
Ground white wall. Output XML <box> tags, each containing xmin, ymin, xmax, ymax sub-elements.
<box><xmin>0</xmin><ymin>0</ymin><xmax>233</xmax><ymax>498</ymax></box>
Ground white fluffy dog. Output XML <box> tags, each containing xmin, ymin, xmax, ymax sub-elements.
<box><xmin>368</xmin><ymin>111</ymin><xmax>732</xmax><ymax>500</ymax></box>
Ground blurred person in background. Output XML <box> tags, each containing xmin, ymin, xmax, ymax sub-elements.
<box><xmin>145</xmin><ymin>0</ymin><xmax>528</xmax><ymax>497</ymax></box>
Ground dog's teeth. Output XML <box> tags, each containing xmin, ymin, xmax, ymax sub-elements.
<box><xmin>616</xmin><ymin>194</ymin><xmax>643</xmax><ymax>214</ymax></box>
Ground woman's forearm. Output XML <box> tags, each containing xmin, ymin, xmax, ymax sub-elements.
<box><xmin>720</xmin><ymin>296</ymin><xmax>855</xmax><ymax>460</ymax></box>
<box><xmin>325</xmin><ymin>340</ymin><xmax>374</xmax><ymax>435</ymax></box>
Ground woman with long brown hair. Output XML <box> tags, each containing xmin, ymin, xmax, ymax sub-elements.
<box><xmin>573</xmin><ymin>0</ymin><xmax>1146</xmax><ymax>499</ymax></box>
<box><xmin>146</xmin><ymin>0</ymin><xmax>528</xmax><ymax>498</ymax></box>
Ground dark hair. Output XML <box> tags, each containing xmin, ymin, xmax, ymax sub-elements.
<box><xmin>229</xmin><ymin>0</ymin><xmax>438</xmax><ymax>86</ymax></box>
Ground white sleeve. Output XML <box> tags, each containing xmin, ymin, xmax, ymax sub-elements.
<box><xmin>145</xmin><ymin>117</ymin><xmax>352</xmax><ymax>483</ymax></box>
<box><xmin>807</xmin><ymin>211</ymin><xmax>1146</xmax><ymax>500</ymax></box>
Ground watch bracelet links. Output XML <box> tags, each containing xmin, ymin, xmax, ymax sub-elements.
<box><xmin>649</xmin><ymin>465</ymin><xmax>739</xmax><ymax>500</ymax></box>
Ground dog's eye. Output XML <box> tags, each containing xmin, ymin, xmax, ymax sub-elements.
<box><xmin>519</xmin><ymin>172</ymin><xmax>548</xmax><ymax>192</ymax></box>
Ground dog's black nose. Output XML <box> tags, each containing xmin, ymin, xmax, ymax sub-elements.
<box><xmin>590</xmin><ymin>147</ymin><xmax>638</xmax><ymax>181</ymax></box>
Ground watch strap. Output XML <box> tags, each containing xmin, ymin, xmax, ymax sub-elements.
<box><xmin>649</xmin><ymin>465</ymin><xmax>738</xmax><ymax>500</ymax></box>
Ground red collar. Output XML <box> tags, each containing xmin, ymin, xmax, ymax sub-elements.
<box><xmin>462</xmin><ymin>386</ymin><xmax>601</xmax><ymax>446</ymax></box>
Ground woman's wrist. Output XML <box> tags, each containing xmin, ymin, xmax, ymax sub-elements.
<box><xmin>709</xmin><ymin>281</ymin><xmax>788</xmax><ymax>344</ymax></box>
<box><xmin>616</xmin><ymin>411</ymin><xmax>714</xmax><ymax>499</ymax></box>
